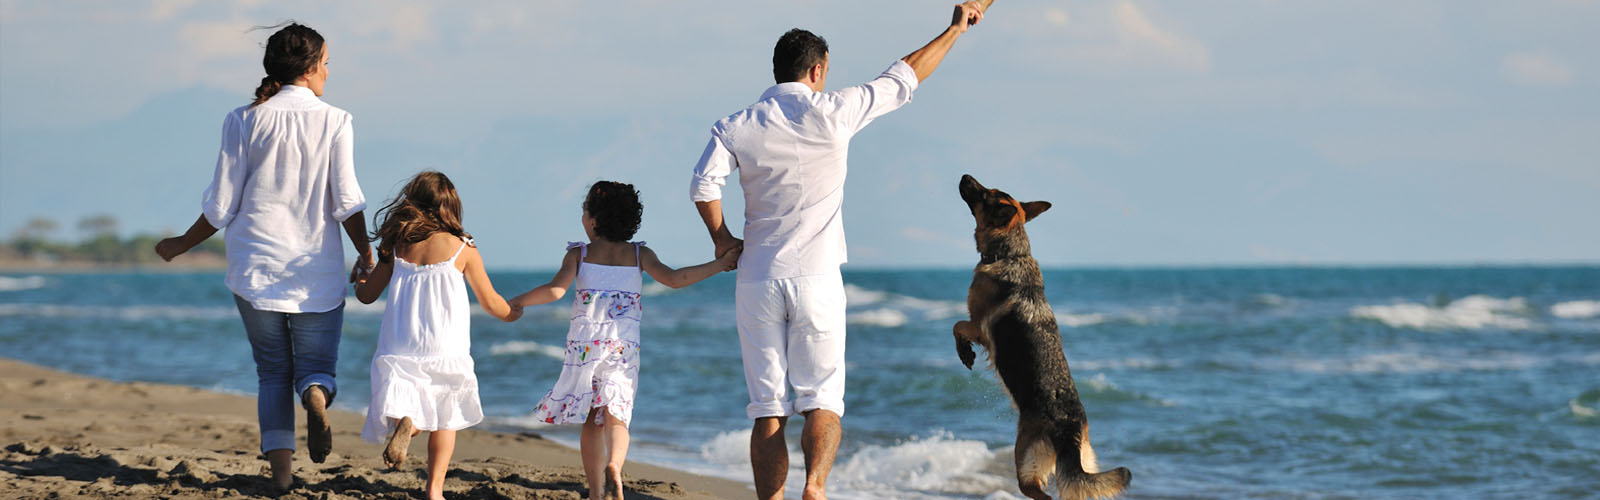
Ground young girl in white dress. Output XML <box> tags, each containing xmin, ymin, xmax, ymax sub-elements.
<box><xmin>355</xmin><ymin>171</ymin><xmax>521</xmax><ymax>500</ymax></box>
<box><xmin>509</xmin><ymin>181</ymin><xmax>738</xmax><ymax>500</ymax></box>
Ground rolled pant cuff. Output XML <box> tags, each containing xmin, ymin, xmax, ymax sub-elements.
<box><xmin>794</xmin><ymin>400</ymin><xmax>844</xmax><ymax>419</ymax></box>
<box><xmin>261</xmin><ymin>429</ymin><xmax>296</xmax><ymax>454</ymax></box>
<box><xmin>746</xmin><ymin>401</ymin><xmax>795</xmax><ymax>420</ymax></box>
<box><xmin>297</xmin><ymin>375</ymin><xmax>337</xmax><ymax>406</ymax></box>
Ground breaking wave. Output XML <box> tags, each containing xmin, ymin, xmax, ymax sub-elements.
<box><xmin>1350</xmin><ymin>295</ymin><xmax>1536</xmax><ymax>330</ymax></box>
<box><xmin>0</xmin><ymin>275</ymin><xmax>48</xmax><ymax>292</ymax></box>
<box><xmin>1550</xmin><ymin>300</ymin><xmax>1600</xmax><ymax>319</ymax></box>
<box><xmin>488</xmin><ymin>340</ymin><xmax>567</xmax><ymax>359</ymax></box>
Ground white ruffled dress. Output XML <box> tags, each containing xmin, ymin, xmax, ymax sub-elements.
<box><xmin>530</xmin><ymin>242</ymin><xmax>644</xmax><ymax>427</ymax></box>
<box><xmin>362</xmin><ymin>237</ymin><xmax>483</xmax><ymax>442</ymax></box>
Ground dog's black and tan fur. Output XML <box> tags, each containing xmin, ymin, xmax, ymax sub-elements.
<box><xmin>954</xmin><ymin>174</ymin><xmax>1131</xmax><ymax>500</ymax></box>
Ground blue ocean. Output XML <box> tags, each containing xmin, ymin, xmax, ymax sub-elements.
<box><xmin>2</xmin><ymin>267</ymin><xmax>1597</xmax><ymax>499</ymax></box>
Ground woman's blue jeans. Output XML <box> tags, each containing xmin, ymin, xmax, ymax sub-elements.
<box><xmin>233</xmin><ymin>295</ymin><xmax>343</xmax><ymax>453</ymax></box>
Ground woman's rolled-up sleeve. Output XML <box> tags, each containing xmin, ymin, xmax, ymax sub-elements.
<box><xmin>327</xmin><ymin>113</ymin><xmax>366</xmax><ymax>222</ymax></box>
<box><xmin>200</xmin><ymin>111</ymin><xmax>246</xmax><ymax>228</ymax></box>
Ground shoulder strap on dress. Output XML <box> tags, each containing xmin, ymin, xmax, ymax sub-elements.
<box><xmin>567</xmin><ymin>241</ymin><xmax>586</xmax><ymax>276</ymax></box>
<box><xmin>450</xmin><ymin>236</ymin><xmax>472</xmax><ymax>261</ymax></box>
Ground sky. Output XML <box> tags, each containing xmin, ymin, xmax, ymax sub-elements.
<box><xmin>2</xmin><ymin>0</ymin><xmax>1596</xmax><ymax>269</ymax></box>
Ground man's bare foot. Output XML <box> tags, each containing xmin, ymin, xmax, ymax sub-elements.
<box><xmin>382</xmin><ymin>416</ymin><xmax>414</xmax><ymax>469</ymax></box>
<box><xmin>302</xmin><ymin>386</ymin><xmax>332</xmax><ymax>463</ymax></box>
<box><xmin>603</xmin><ymin>464</ymin><xmax>624</xmax><ymax>500</ymax></box>
<box><xmin>801</xmin><ymin>486</ymin><xmax>828</xmax><ymax>500</ymax></box>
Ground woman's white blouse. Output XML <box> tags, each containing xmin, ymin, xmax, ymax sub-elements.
<box><xmin>201</xmin><ymin>85</ymin><xmax>366</xmax><ymax>313</ymax></box>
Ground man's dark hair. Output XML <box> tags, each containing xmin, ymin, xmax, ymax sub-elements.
<box><xmin>773</xmin><ymin>28</ymin><xmax>829</xmax><ymax>84</ymax></box>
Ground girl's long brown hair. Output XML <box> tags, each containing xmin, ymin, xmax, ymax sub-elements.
<box><xmin>371</xmin><ymin>171</ymin><xmax>468</xmax><ymax>262</ymax></box>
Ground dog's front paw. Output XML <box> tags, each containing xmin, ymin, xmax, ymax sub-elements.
<box><xmin>956</xmin><ymin>339</ymin><xmax>976</xmax><ymax>369</ymax></box>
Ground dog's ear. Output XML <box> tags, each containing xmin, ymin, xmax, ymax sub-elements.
<box><xmin>1021</xmin><ymin>201</ymin><xmax>1052</xmax><ymax>222</ymax></box>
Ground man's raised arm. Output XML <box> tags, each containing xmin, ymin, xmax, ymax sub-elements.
<box><xmin>902</xmin><ymin>0</ymin><xmax>990</xmax><ymax>83</ymax></box>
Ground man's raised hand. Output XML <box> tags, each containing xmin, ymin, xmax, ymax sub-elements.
<box><xmin>952</xmin><ymin>0</ymin><xmax>989</xmax><ymax>32</ymax></box>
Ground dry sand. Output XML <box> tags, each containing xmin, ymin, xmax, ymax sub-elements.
<box><xmin>0</xmin><ymin>358</ymin><xmax>750</xmax><ymax>499</ymax></box>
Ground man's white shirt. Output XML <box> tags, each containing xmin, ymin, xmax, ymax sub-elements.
<box><xmin>690</xmin><ymin>60</ymin><xmax>919</xmax><ymax>281</ymax></box>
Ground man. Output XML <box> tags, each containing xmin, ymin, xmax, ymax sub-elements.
<box><xmin>690</xmin><ymin>2</ymin><xmax>989</xmax><ymax>499</ymax></box>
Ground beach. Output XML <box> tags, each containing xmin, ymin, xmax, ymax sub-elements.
<box><xmin>0</xmin><ymin>357</ymin><xmax>749</xmax><ymax>499</ymax></box>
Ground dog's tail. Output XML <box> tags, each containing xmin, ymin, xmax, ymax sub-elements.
<box><xmin>1054</xmin><ymin>423</ymin><xmax>1131</xmax><ymax>500</ymax></box>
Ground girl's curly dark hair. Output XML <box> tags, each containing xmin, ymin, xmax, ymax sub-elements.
<box><xmin>583</xmin><ymin>181</ymin><xmax>642</xmax><ymax>242</ymax></box>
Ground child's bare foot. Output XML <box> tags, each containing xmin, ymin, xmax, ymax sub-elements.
<box><xmin>382</xmin><ymin>416</ymin><xmax>414</xmax><ymax>469</ymax></box>
<box><xmin>302</xmin><ymin>386</ymin><xmax>332</xmax><ymax>463</ymax></box>
<box><xmin>603</xmin><ymin>464</ymin><xmax>623</xmax><ymax>500</ymax></box>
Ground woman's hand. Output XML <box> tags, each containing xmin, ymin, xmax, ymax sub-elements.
<box><xmin>350</xmin><ymin>248</ymin><xmax>374</xmax><ymax>283</ymax></box>
<box><xmin>154</xmin><ymin>237</ymin><xmax>186</xmax><ymax>262</ymax></box>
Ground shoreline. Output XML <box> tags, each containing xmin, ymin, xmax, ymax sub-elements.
<box><xmin>0</xmin><ymin>255</ymin><xmax>226</xmax><ymax>273</ymax></box>
<box><xmin>0</xmin><ymin>357</ymin><xmax>750</xmax><ymax>499</ymax></box>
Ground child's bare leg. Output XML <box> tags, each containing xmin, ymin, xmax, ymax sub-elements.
<box><xmin>581</xmin><ymin>407</ymin><xmax>607</xmax><ymax>500</ymax></box>
<box><xmin>602</xmin><ymin>407</ymin><xmax>630</xmax><ymax>500</ymax></box>
<box><xmin>424</xmin><ymin>430</ymin><xmax>455</xmax><ymax>500</ymax></box>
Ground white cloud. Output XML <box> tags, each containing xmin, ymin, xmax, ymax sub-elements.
<box><xmin>177</xmin><ymin>21</ymin><xmax>258</xmax><ymax>60</ymax></box>
<box><xmin>345</xmin><ymin>1</ymin><xmax>437</xmax><ymax>51</ymax></box>
<box><xmin>146</xmin><ymin>0</ymin><xmax>199</xmax><ymax>21</ymax></box>
<box><xmin>1045</xmin><ymin>8</ymin><xmax>1070</xmax><ymax>27</ymax></box>
<box><xmin>171</xmin><ymin>21</ymin><xmax>261</xmax><ymax>89</ymax></box>
<box><xmin>1030</xmin><ymin>0</ymin><xmax>1211</xmax><ymax>72</ymax></box>
<box><xmin>1501</xmin><ymin>52</ymin><xmax>1575</xmax><ymax>87</ymax></box>
<box><xmin>1111</xmin><ymin>0</ymin><xmax>1211</xmax><ymax>70</ymax></box>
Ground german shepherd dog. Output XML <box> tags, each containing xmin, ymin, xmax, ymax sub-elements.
<box><xmin>954</xmin><ymin>174</ymin><xmax>1131</xmax><ymax>500</ymax></box>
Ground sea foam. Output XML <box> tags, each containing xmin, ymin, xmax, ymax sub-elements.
<box><xmin>843</xmin><ymin>284</ymin><xmax>966</xmax><ymax>327</ymax></box>
<box><xmin>830</xmin><ymin>432</ymin><xmax>1016</xmax><ymax>499</ymax></box>
<box><xmin>488</xmin><ymin>340</ymin><xmax>566</xmax><ymax>359</ymax></box>
<box><xmin>1350</xmin><ymin>295</ymin><xmax>1536</xmax><ymax>330</ymax></box>
<box><xmin>1550</xmin><ymin>300</ymin><xmax>1600</xmax><ymax>319</ymax></box>
<box><xmin>0</xmin><ymin>275</ymin><xmax>47</xmax><ymax>292</ymax></box>
<box><xmin>0</xmin><ymin>303</ymin><xmax>236</xmax><ymax>321</ymax></box>
<box><xmin>698</xmin><ymin>427</ymin><xmax>1025</xmax><ymax>500</ymax></box>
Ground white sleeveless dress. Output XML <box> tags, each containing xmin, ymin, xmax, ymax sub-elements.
<box><xmin>362</xmin><ymin>237</ymin><xmax>484</xmax><ymax>442</ymax></box>
<box><xmin>530</xmin><ymin>242</ymin><xmax>644</xmax><ymax>427</ymax></box>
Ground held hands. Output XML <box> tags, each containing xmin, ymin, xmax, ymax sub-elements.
<box><xmin>714</xmin><ymin>236</ymin><xmax>743</xmax><ymax>271</ymax></box>
<box><xmin>714</xmin><ymin>237</ymin><xmax>743</xmax><ymax>271</ymax></box>
<box><xmin>504</xmin><ymin>304</ymin><xmax>524</xmax><ymax>322</ymax></box>
<box><xmin>350</xmin><ymin>248</ymin><xmax>375</xmax><ymax>284</ymax></box>
<box><xmin>951</xmin><ymin>0</ymin><xmax>987</xmax><ymax>33</ymax></box>
<box><xmin>716</xmin><ymin>243</ymin><xmax>743</xmax><ymax>272</ymax></box>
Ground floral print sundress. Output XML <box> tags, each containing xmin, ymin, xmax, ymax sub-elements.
<box><xmin>530</xmin><ymin>242</ymin><xmax>644</xmax><ymax>426</ymax></box>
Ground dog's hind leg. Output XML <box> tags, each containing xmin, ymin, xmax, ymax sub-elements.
<box><xmin>954</xmin><ymin>320</ymin><xmax>982</xmax><ymax>369</ymax></box>
<box><xmin>1014</xmin><ymin>424</ymin><xmax>1056</xmax><ymax>500</ymax></box>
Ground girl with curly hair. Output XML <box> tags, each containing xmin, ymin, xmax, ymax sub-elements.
<box><xmin>509</xmin><ymin>180</ymin><xmax>739</xmax><ymax>500</ymax></box>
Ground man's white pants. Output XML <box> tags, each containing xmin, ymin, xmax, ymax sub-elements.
<box><xmin>735</xmin><ymin>273</ymin><xmax>847</xmax><ymax>420</ymax></box>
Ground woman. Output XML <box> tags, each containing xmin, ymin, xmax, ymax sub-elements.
<box><xmin>155</xmin><ymin>22</ymin><xmax>371</xmax><ymax>491</ymax></box>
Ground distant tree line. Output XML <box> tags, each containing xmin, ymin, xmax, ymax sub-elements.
<box><xmin>2</xmin><ymin>215</ymin><xmax>224</xmax><ymax>264</ymax></box>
